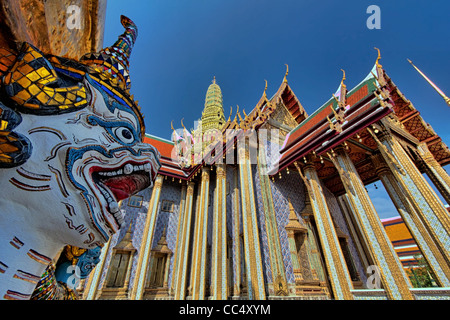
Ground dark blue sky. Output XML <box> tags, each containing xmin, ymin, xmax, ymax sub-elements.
<box><xmin>103</xmin><ymin>0</ymin><xmax>450</xmax><ymax>218</ymax></box>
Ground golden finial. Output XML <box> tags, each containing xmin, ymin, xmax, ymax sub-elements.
<box><xmin>264</xmin><ymin>79</ymin><xmax>268</xmax><ymax>97</ymax></box>
<box><xmin>170</xmin><ymin>120</ymin><xmax>174</xmax><ymax>131</ymax></box>
<box><xmin>236</xmin><ymin>105</ymin><xmax>243</xmax><ymax>122</ymax></box>
<box><xmin>181</xmin><ymin>118</ymin><xmax>186</xmax><ymax>130</ymax></box>
<box><xmin>212</xmin><ymin>76</ymin><xmax>216</xmax><ymax>84</ymax></box>
<box><xmin>283</xmin><ymin>64</ymin><xmax>289</xmax><ymax>83</ymax></box>
<box><xmin>374</xmin><ymin>47</ymin><xmax>382</xmax><ymax>68</ymax></box>
<box><xmin>228</xmin><ymin>106</ymin><xmax>233</xmax><ymax>122</ymax></box>
<box><xmin>340</xmin><ymin>69</ymin><xmax>346</xmax><ymax>87</ymax></box>
<box><xmin>243</xmin><ymin>109</ymin><xmax>247</xmax><ymax>118</ymax></box>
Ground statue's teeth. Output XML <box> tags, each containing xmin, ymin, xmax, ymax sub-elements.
<box><xmin>124</xmin><ymin>163</ymin><xmax>133</xmax><ymax>174</ymax></box>
<box><xmin>109</xmin><ymin>201</ymin><xmax>119</xmax><ymax>213</ymax></box>
<box><xmin>144</xmin><ymin>163</ymin><xmax>151</xmax><ymax>172</ymax></box>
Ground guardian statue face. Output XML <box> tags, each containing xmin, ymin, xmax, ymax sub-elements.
<box><xmin>0</xmin><ymin>16</ymin><xmax>160</xmax><ymax>248</ymax></box>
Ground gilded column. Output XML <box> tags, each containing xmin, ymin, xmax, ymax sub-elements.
<box><xmin>417</xmin><ymin>142</ymin><xmax>450</xmax><ymax>205</ymax></box>
<box><xmin>232</xmin><ymin>166</ymin><xmax>241</xmax><ymax>297</ymax></box>
<box><xmin>171</xmin><ymin>184</ymin><xmax>187</xmax><ymax>296</ymax></box>
<box><xmin>238</xmin><ymin>143</ymin><xmax>266</xmax><ymax>300</ymax></box>
<box><xmin>372</xmin><ymin>153</ymin><xmax>450</xmax><ymax>287</ymax></box>
<box><xmin>174</xmin><ymin>181</ymin><xmax>195</xmax><ymax>300</ymax></box>
<box><xmin>130</xmin><ymin>174</ymin><xmax>164</xmax><ymax>300</ymax></box>
<box><xmin>295</xmin><ymin>161</ymin><xmax>354</xmax><ymax>300</ymax></box>
<box><xmin>329</xmin><ymin>147</ymin><xmax>414</xmax><ymax>300</ymax></box>
<box><xmin>190</xmin><ymin>167</ymin><xmax>210</xmax><ymax>300</ymax></box>
<box><xmin>211</xmin><ymin>163</ymin><xmax>228</xmax><ymax>299</ymax></box>
<box><xmin>257</xmin><ymin>147</ymin><xmax>288</xmax><ymax>296</ymax></box>
<box><xmin>369</xmin><ymin>127</ymin><xmax>450</xmax><ymax>264</ymax></box>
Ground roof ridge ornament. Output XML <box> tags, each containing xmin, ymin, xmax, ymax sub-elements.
<box><xmin>283</xmin><ymin>64</ymin><xmax>289</xmax><ymax>83</ymax></box>
<box><xmin>340</xmin><ymin>69</ymin><xmax>346</xmax><ymax>88</ymax></box>
<box><xmin>374</xmin><ymin>47</ymin><xmax>382</xmax><ymax>68</ymax></box>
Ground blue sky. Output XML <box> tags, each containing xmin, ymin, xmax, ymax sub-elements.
<box><xmin>103</xmin><ymin>1</ymin><xmax>450</xmax><ymax>218</ymax></box>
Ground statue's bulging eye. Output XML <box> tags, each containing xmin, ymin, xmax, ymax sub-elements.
<box><xmin>114</xmin><ymin>127</ymin><xmax>135</xmax><ymax>144</ymax></box>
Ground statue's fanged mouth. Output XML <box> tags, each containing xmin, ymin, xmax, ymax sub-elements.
<box><xmin>90</xmin><ymin>161</ymin><xmax>156</xmax><ymax>226</ymax></box>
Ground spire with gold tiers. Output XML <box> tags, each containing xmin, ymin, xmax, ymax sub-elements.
<box><xmin>200</xmin><ymin>76</ymin><xmax>225</xmax><ymax>133</ymax></box>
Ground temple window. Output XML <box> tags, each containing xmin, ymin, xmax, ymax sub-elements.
<box><xmin>148</xmin><ymin>253</ymin><xmax>168</xmax><ymax>287</ymax></box>
<box><xmin>99</xmin><ymin>223</ymin><xmax>136</xmax><ymax>299</ymax></box>
<box><xmin>161</xmin><ymin>200</ymin><xmax>174</xmax><ymax>212</ymax></box>
<box><xmin>146</xmin><ymin>227</ymin><xmax>172</xmax><ymax>291</ymax></box>
<box><xmin>128</xmin><ymin>195</ymin><xmax>143</xmax><ymax>208</ymax></box>
<box><xmin>105</xmin><ymin>250</ymin><xmax>131</xmax><ymax>288</ymax></box>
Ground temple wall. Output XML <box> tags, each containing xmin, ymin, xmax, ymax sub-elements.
<box><xmin>92</xmin><ymin>180</ymin><xmax>183</xmax><ymax>296</ymax></box>
<box><xmin>267</xmin><ymin>171</ymin><xmax>307</xmax><ymax>285</ymax></box>
<box><xmin>94</xmin><ymin>186</ymin><xmax>153</xmax><ymax>292</ymax></box>
<box><xmin>151</xmin><ymin>182</ymin><xmax>182</xmax><ymax>290</ymax></box>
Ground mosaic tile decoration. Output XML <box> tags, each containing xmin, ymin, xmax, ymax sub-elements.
<box><xmin>96</xmin><ymin>186</ymin><xmax>153</xmax><ymax>292</ymax></box>
<box><xmin>151</xmin><ymin>182</ymin><xmax>181</xmax><ymax>289</ymax></box>
<box><xmin>268</xmin><ymin>170</ymin><xmax>307</xmax><ymax>284</ymax></box>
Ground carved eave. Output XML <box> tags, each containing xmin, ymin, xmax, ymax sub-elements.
<box><xmin>270</xmin><ymin>80</ymin><xmax>308</xmax><ymax>124</ymax></box>
<box><xmin>384</xmin><ymin>71</ymin><xmax>450</xmax><ymax>166</ymax></box>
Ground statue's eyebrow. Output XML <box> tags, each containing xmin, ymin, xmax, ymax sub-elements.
<box><xmin>115</xmin><ymin>109</ymin><xmax>139</xmax><ymax>130</ymax></box>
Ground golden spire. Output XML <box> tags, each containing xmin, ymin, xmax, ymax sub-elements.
<box><xmin>283</xmin><ymin>64</ymin><xmax>289</xmax><ymax>83</ymax></box>
<box><xmin>408</xmin><ymin>59</ymin><xmax>450</xmax><ymax>107</ymax></box>
<box><xmin>264</xmin><ymin>79</ymin><xmax>268</xmax><ymax>97</ymax></box>
<box><xmin>201</xmin><ymin>76</ymin><xmax>225</xmax><ymax>133</ymax></box>
<box><xmin>374</xmin><ymin>47</ymin><xmax>382</xmax><ymax>68</ymax></box>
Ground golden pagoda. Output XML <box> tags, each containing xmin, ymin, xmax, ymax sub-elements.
<box><xmin>200</xmin><ymin>76</ymin><xmax>226</xmax><ymax>133</ymax></box>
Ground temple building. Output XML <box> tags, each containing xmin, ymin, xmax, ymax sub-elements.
<box><xmin>80</xmin><ymin>54</ymin><xmax>450</xmax><ymax>300</ymax></box>
<box><xmin>1</xmin><ymin>0</ymin><xmax>449</xmax><ymax>301</ymax></box>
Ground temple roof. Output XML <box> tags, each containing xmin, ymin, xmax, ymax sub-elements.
<box><xmin>145</xmin><ymin>59</ymin><xmax>450</xmax><ymax>191</ymax></box>
<box><xmin>275</xmin><ymin>64</ymin><xmax>387</xmax><ymax>175</ymax></box>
